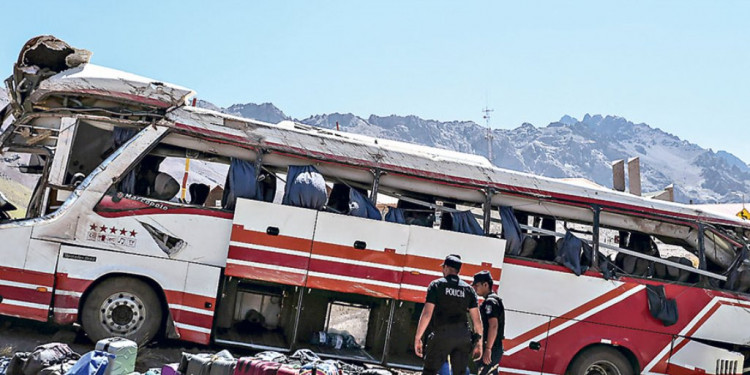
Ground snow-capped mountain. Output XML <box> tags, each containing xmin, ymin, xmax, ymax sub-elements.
<box><xmin>201</xmin><ymin>101</ymin><xmax>749</xmax><ymax>204</ymax></box>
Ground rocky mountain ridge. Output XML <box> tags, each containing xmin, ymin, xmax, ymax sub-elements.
<box><xmin>197</xmin><ymin>101</ymin><xmax>750</xmax><ymax>204</ymax></box>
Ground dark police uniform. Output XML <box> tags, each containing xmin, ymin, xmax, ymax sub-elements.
<box><xmin>477</xmin><ymin>292</ymin><xmax>505</xmax><ymax>375</ymax></box>
<box><xmin>422</xmin><ymin>273</ymin><xmax>478</xmax><ymax>375</ymax></box>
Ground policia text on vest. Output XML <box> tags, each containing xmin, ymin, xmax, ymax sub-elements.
<box><xmin>414</xmin><ymin>255</ymin><xmax>483</xmax><ymax>375</ymax></box>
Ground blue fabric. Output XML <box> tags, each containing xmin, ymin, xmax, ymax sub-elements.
<box><xmin>114</xmin><ymin>127</ymin><xmax>139</xmax><ymax>194</ymax></box>
<box><xmin>348</xmin><ymin>188</ymin><xmax>382</xmax><ymax>220</ymax></box>
<box><xmin>385</xmin><ymin>207</ymin><xmax>406</xmax><ymax>224</ymax></box>
<box><xmin>438</xmin><ymin>362</ymin><xmax>469</xmax><ymax>375</ymax></box>
<box><xmin>500</xmin><ymin>206</ymin><xmax>526</xmax><ymax>255</ymax></box>
<box><xmin>450</xmin><ymin>210</ymin><xmax>484</xmax><ymax>235</ymax></box>
<box><xmin>222</xmin><ymin>158</ymin><xmax>262</xmax><ymax>210</ymax></box>
<box><xmin>555</xmin><ymin>231</ymin><xmax>592</xmax><ymax>276</ymax></box>
<box><xmin>282</xmin><ymin>165</ymin><xmax>327</xmax><ymax>209</ymax></box>
<box><xmin>65</xmin><ymin>350</ymin><xmax>113</xmax><ymax>375</ymax></box>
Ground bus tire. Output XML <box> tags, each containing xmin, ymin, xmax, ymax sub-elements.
<box><xmin>568</xmin><ymin>346</ymin><xmax>634</xmax><ymax>375</ymax></box>
<box><xmin>81</xmin><ymin>276</ymin><xmax>163</xmax><ymax>346</ymax></box>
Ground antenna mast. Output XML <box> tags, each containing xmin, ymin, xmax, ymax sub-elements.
<box><xmin>482</xmin><ymin>106</ymin><xmax>494</xmax><ymax>162</ymax></box>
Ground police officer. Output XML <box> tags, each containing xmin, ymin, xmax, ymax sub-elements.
<box><xmin>472</xmin><ymin>270</ymin><xmax>505</xmax><ymax>375</ymax></box>
<box><xmin>414</xmin><ymin>254</ymin><xmax>483</xmax><ymax>375</ymax></box>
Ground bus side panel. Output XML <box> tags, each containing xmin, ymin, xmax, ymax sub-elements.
<box><xmin>540</xmin><ymin>319</ymin><xmax>672</xmax><ymax>375</ymax></box>
<box><xmin>227</xmin><ymin>199</ymin><xmax>317</xmax><ymax>286</ymax></box>
<box><xmin>166</xmin><ymin>262</ymin><xmax>221</xmax><ymax>344</ymax></box>
<box><xmin>664</xmin><ymin>338</ymin><xmax>743</xmax><ymax>375</ymax></box>
<box><xmin>400</xmin><ymin>225</ymin><xmax>504</xmax><ymax>302</ymax></box>
<box><xmin>53</xmin><ymin>245</ymin><xmax>194</xmax><ymax>338</ymax></box>
<box><xmin>497</xmin><ymin>311</ymin><xmax>550</xmax><ymax>374</ymax></box>
<box><xmin>0</xmin><ymin>226</ymin><xmax>51</xmax><ymax>321</ymax></box>
<box><xmin>306</xmin><ymin>211</ymin><xmax>409</xmax><ymax>299</ymax></box>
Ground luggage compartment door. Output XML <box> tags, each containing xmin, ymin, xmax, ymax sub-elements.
<box><xmin>307</xmin><ymin>211</ymin><xmax>409</xmax><ymax>299</ymax></box>
<box><xmin>227</xmin><ymin>199</ymin><xmax>318</xmax><ymax>286</ymax></box>
<box><xmin>399</xmin><ymin>226</ymin><xmax>505</xmax><ymax>302</ymax></box>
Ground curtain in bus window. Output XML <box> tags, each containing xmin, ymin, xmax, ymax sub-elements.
<box><xmin>385</xmin><ymin>207</ymin><xmax>406</xmax><ymax>224</ymax></box>
<box><xmin>450</xmin><ymin>210</ymin><xmax>484</xmax><ymax>236</ymax></box>
<box><xmin>348</xmin><ymin>188</ymin><xmax>382</xmax><ymax>220</ymax></box>
<box><xmin>555</xmin><ymin>231</ymin><xmax>591</xmax><ymax>276</ymax></box>
<box><xmin>645</xmin><ymin>284</ymin><xmax>679</xmax><ymax>326</ymax></box>
<box><xmin>500</xmin><ymin>206</ymin><xmax>526</xmax><ymax>255</ymax></box>
<box><xmin>114</xmin><ymin>127</ymin><xmax>139</xmax><ymax>194</ymax></box>
<box><xmin>222</xmin><ymin>158</ymin><xmax>262</xmax><ymax>210</ymax></box>
<box><xmin>282</xmin><ymin>165</ymin><xmax>327</xmax><ymax>210</ymax></box>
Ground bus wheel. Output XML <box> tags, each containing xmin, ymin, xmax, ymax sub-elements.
<box><xmin>81</xmin><ymin>277</ymin><xmax>163</xmax><ymax>346</ymax></box>
<box><xmin>568</xmin><ymin>346</ymin><xmax>634</xmax><ymax>375</ymax></box>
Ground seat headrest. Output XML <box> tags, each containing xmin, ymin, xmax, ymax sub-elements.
<box><xmin>152</xmin><ymin>173</ymin><xmax>180</xmax><ymax>201</ymax></box>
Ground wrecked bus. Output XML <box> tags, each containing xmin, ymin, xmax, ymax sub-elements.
<box><xmin>2</xmin><ymin>36</ymin><xmax>750</xmax><ymax>374</ymax></box>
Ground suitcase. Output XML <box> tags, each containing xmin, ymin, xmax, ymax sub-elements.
<box><xmin>39</xmin><ymin>359</ymin><xmax>77</xmax><ymax>375</ymax></box>
<box><xmin>180</xmin><ymin>351</ymin><xmax>236</xmax><ymax>375</ymax></box>
<box><xmin>96</xmin><ymin>338</ymin><xmax>138</xmax><ymax>375</ymax></box>
<box><xmin>233</xmin><ymin>359</ymin><xmax>275</xmax><ymax>375</ymax></box>
<box><xmin>162</xmin><ymin>363</ymin><xmax>180</xmax><ymax>375</ymax></box>
<box><xmin>275</xmin><ymin>365</ymin><xmax>297</xmax><ymax>375</ymax></box>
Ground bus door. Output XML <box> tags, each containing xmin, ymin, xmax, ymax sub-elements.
<box><xmin>227</xmin><ymin>198</ymin><xmax>317</xmax><ymax>286</ymax></box>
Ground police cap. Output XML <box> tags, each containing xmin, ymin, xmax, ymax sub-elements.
<box><xmin>472</xmin><ymin>270</ymin><xmax>493</xmax><ymax>285</ymax></box>
<box><xmin>441</xmin><ymin>254</ymin><xmax>462</xmax><ymax>271</ymax></box>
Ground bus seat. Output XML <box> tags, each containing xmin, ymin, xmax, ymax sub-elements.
<box><xmin>151</xmin><ymin>172</ymin><xmax>180</xmax><ymax>201</ymax></box>
<box><xmin>189</xmin><ymin>183</ymin><xmax>210</xmax><ymax>205</ymax></box>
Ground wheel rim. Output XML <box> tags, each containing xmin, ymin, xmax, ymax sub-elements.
<box><xmin>585</xmin><ymin>360</ymin><xmax>622</xmax><ymax>375</ymax></box>
<box><xmin>99</xmin><ymin>291</ymin><xmax>146</xmax><ymax>335</ymax></box>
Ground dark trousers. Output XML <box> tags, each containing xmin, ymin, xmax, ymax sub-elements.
<box><xmin>476</xmin><ymin>345</ymin><xmax>503</xmax><ymax>375</ymax></box>
<box><xmin>422</xmin><ymin>325</ymin><xmax>472</xmax><ymax>375</ymax></box>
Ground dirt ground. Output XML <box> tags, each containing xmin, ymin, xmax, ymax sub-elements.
<box><xmin>0</xmin><ymin>316</ymin><xmax>254</xmax><ymax>372</ymax></box>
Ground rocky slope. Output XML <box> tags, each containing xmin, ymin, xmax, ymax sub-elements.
<box><xmin>201</xmin><ymin>101</ymin><xmax>749</xmax><ymax>204</ymax></box>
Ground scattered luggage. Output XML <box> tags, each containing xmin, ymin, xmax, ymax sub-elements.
<box><xmin>179</xmin><ymin>350</ymin><xmax>236</xmax><ymax>375</ymax></box>
<box><xmin>1</xmin><ymin>337</ymin><xmax>394</xmax><ymax>375</ymax></box>
<box><xmin>65</xmin><ymin>351</ymin><xmax>114</xmax><ymax>375</ymax></box>
<box><xmin>7</xmin><ymin>343</ymin><xmax>79</xmax><ymax>375</ymax></box>
<box><xmin>38</xmin><ymin>359</ymin><xmax>77</xmax><ymax>375</ymax></box>
<box><xmin>299</xmin><ymin>361</ymin><xmax>339</xmax><ymax>375</ymax></box>
<box><xmin>161</xmin><ymin>363</ymin><xmax>180</xmax><ymax>375</ymax></box>
<box><xmin>95</xmin><ymin>338</ymin><xmax>138</xmax><ymax>375</ymax></box>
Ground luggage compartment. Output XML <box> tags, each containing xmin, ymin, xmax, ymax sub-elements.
<box><xmin>214</xmin><ymin>278</ymin><xmax>303</xmax><ymax>351</ymax></box>
<box><xmin>294</xmin><ymin>288</ymin><xmax>392</xmax><ymax>363</ymax></box>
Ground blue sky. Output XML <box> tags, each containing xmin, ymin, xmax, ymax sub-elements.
<box><xmin>2</xmin><ymin>1</ymin><xmax>749</xmax><ymax>161</ymax></box>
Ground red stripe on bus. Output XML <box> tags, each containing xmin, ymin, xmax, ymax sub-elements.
<box><xmin>53</xmin><ymin>294</ymin><xmax>80</xmax><ymax>309</ymax></box>
<box><xmin>399</xmin><ymin>289</ymin><xmax>427</xmax><ymax>303</ymax></box>
<box><xmin>0</xmin><ymin>266</ymin><xmax>55</xmax><ymax>286</ymax></box>
<box><xmin>231</xmin><ymin>225</ymin><xmax>313</xmax><ymax>253</ymax></box>
<box><xmin>163</xmin><ymin>290</ymin><xmax>216</xmax><ymax>312</ymax></box>
<box><xmin>225</xmin><ymin>263</ymin><xmax>306</xmax><ymax>286</ymax></box>
<box><xmin>308</xmin><ymin>259</ymin><xmax>401</xmax><ymax>284</ymax></box>
<box><xmin>169</xmin><ymin>308</ymin><xmax>213</xmax><ymax>329</ymax></box>
<box><xmin>306</xmin><ymin>275</ymin><xmax>398</xmax><ymax>299</ymax></box>
<box><xmin>0</xmin><ymin>285</ymin><xmax>52</xmax><ymax>305</ymax></box>
<box><xmin>0</xmin><ymin>304</ymin><xmax>48</xmax><ymax>322</ymax></box>
<box><xmin>55</xmin><ymin>274</ymin><xmax>93</xmax><ymax>292</ymax></box>
<box><xmin>311</xmin><ymin>242</ymin><xmax>405</xmax><ymax>266</ymax></box>
<box><xmin>228</xmin><ymin>245</ymin><xmax>311</xmax><ymax>270</ymax></box>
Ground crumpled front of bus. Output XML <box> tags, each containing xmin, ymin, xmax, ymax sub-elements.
<box><xmin>0</xmin><ymin>35</ymin><xmax>195</xmax><ymax>220</ymax></box>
